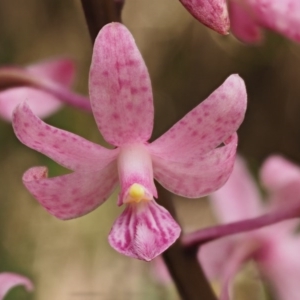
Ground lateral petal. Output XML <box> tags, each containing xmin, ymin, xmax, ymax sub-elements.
<box><xmin>149</xmin><ymin>75</ymin><xmax>246</xmax><ymax>160</ymax></box>
<box><xmin>108</xmin><ymin>200</ymin><xmax>181</xmax><ymax>261</ymax></box>
<box><xmin>0</xmin><ymin>272</ymin><xmax>33</xmax><ymax>300</ymax></box>
<box><xmin>22</xmin><ymin>163</ymin><xmax>118</xmax><ymax>220</ymax></box>
<box><xmin>13</xmin><ymin>103</ymin><xmax>118</xmax><ymax>171</ymax></box>
<box><xmin>179</xmin><ymin>0</ymin><xmax>230</xmax><ymax>35</ymax></box>
<box><xmin>151</xmin><ymin>134</ymin><xmax>238</xmax><ymax>198</ymax></box>
<box><xmin>89</xmin><ymin>23</ymin><xmax>154</xmax><ymax>146</ymax></box>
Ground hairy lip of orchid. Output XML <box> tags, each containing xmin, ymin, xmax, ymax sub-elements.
<box><xmin>12</xmin><ymin>23</ymin><xmax>247</xmax><ymax>261</ymax></box>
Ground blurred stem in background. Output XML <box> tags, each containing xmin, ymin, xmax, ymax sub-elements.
<box><xmin>79</xmin><ymin>0</ymin><xmax>216</xmax><ymax>299</ymax></box>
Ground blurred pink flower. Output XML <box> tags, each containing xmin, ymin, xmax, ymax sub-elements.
<box><xmin>0</xmin><ymin>58</ymin><xmax>76</xmax><ymax>121</ymax></box>
<box><xmin>199</xmin><ymin>155</ymin><xmax>300</xmax><ymax>300</ymax></box>
<box><xmin>12</xmin><ymin>22</ymin><xmax>246</xmax><ymax>261</ymax></box>
<box><xmin>0</xmin><ymin>272</ymin><xmax>33</xmax><ymax>300</ymax></box>
<box><xmin>180</xmin><ymin>0</ymin><xmax>300</xmax><ymax>43</ymax></box>
<box><xmin>150</xmin><ymin>256</ymin><xmax>172</xmax><ymax>285</ymax></box>
<box><xmin>229</xmin><ymin>0</ymin><xmax>300</xmax><ymax>44</ymax></box>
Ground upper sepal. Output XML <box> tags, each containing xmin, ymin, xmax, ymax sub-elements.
<box><xmin>108</xmin><ymin>200</ymin><xmax>181</xmax><ymax>261</ymax></box>
<box><xmin>89</xmin><ymin>23</ymin><xmax>154</xmax><ymax>146</ymax></box>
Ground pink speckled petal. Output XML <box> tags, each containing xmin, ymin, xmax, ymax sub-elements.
<box><xmin>151</xmin><ymin>133</ymin><xmax>238</xmax><ymax>198</ymax></box>
<box><xmin>108</xmin><ymin>200</ymin><xmax>181</xmax><ymax>261</ymax></box>
<box><xmin>26</xmin><ymin>58</ymin><xmax>75</xmax><ymax>86</ymax></box>
<box><xmin>89</xmin><ymin>23</ymin><xmax>154</xmax><ymax>146</ymax></box>
<box><xmin>210</xmin><ymin>156</ymin><xmax>263</xmax><ymax>223</ymax></box>
<box><xmin>13</xmin><ymin>103</ymin><xmax>118</xmax><ymax>171</ymax></box>
<box><xmin>0</xmin><ymin>87</ymin><xmax>61</xmax><ymax>121</ymax></box>
<box><xmin>23</xmin><ymin>163</ymin><xmax>118</xmax><ymax>220</ymax></box>
<box><xmin>0</xmin><ymin>272</ymin><xmax>33</xmax><ymax>300</ymax></box>
<box><xmin>229</xmin><ymin>0</ymin><xmax>263</xmax><ymax>43</ymax></box>
<box><xmin>149</xmin><ymin>75</ymin><xmax>246</xmax><ymax>159</ymax></box>
<box><xmin>179</xmin><ymin>0</ymin><xmax>230</xmax><ymax>34</ymax></box>
<box><xmin>117</xmin><ymin>144</ymin><xmax>157</xmax><ymax>205</ymax></box>
<box><xmin>249</xmin><ymin>0</ymin><xmax>300</xmax><ymax>42</ymax></box>
<box><xmin>260</xmin><ymin>155</ymin><xmax>300</xmax><ymax>192</ymax></box>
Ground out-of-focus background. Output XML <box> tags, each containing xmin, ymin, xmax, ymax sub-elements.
<box><xmin>0</xmin><ymin>0</ymin><xmax>299</xmax><ymax>299</ymax></box>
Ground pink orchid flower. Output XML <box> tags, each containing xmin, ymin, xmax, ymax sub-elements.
<box><xmin>199</xmin><ymin>155</ymin><xmax>300</xmax><ymax>300</ymax></box>
<box><xmin>0</xmin><ymin>58</ymin><xmax>76</xmax><ymax>121</ymax></box>
<box><xmin>180</xmin><ymin>0</ymin><xmax>300</xmax><ymax>43</ymax></box>
<box><xmin>229</xmin><ymin>0</ymin><xmax>300</xmax><ymax>44</ymax></box>
<box><xmin>0</xmin><ymin>272</ymin><xmax>33</xmax><ymax>300</ymax></box>
<box><xmin>12</xmin><ymin>22</ymin><xmax>246</xmax><ymax>261</ymax></box>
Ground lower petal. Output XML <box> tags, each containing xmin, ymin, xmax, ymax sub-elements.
<box><xmin>23</xmin><ymin>162</ymin><xmax>118</xmax><ymax>220</ymax></box>
<box><xmin>0</xmin><ymin>272</ymin><xmax>33</xmax><ymax>300</ymax></box>
<box><xmin>108</xmin><ymin>200</ymin><xmax>181</xmax><ymax>261</ymax></box>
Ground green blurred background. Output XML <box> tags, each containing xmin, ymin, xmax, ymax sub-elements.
<box><xmin>0</xmin><ymin>0</ymin><xmax>299</xmax><ymax>299</ymax></box>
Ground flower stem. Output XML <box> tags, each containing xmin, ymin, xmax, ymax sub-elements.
<box><xmin>80</xmin><ymin>0</ymin><xmax>124</xmax><ymax>42</ymax></box>
<box><xmin>182</xmin><ymin>194</ymin><xmax>300</xmax><ymax>250</ymax></box>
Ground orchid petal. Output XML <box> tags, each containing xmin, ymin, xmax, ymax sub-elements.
<box><xmin>257</xmin><ymin>234</ymin><xmax>300</xmax><ymax>300</ymax></box>
<box><xmin>108</xmin><ymin>200</ymin><xmax>181</xmax><ymax>261</ymax></box>
<box><xmin>0</xmin><ymin>67</ymin><xmax>91</xmax><ymax>112</ymax></box>
<box><xmin>210</xmin><ymin>156</ymin><xmax>263</xmax><ymax>223</ymax></box>
<box><xmin>117</xmin><ymin>144</ymin><xmax>157</xmax><ymax>205</ymax></box>
<box><xmin>219</xmin><ymin>244</ymin><xmax>254</xmax><ymax>300</ymax></box>
<box><xmin>89</xmin><ymin>22</ymin><xmax>154</xmax><ymax>146</ymax></box>
<box><xmin>23</xmin><ymin>163</ymin><xmax>118</xmax><ymax>220</ymax></box>
<box><xmin>198</xmin><ymin>236</ymin><xmax>237</xmax><ymax>280</ymax></box>
<box><xmin>179</xmin><ymin>0</ymin><xmax>230</xmax><ymax>35</ymax></box>
<box><xmin>0</xmin><ymin>272</ymin><xmax>33</xmax><ymax>300</ymax></box>
<box><xmin>0</xmin><ymin>88</ymin><xmax>61</xmax><ymax>121</ymax></box>
<box><xmin>260</xmin><ymin>155</ymin><xmax>300</xmax><ymax>192</ymax></box>
<box><xmin>13</xmin><ymin>103</ymin><xmax>118</xmax><ymax>171</ymax></box>
<box><xmin>229</xmin><ymin>0</ymin><xmax>263</xmax><ymax>43</ymax></box>
<box><xmin>26</xmin><ymin>58</ymin><xmax>75</xmax><ymax>86</ymax></box>
<box><xmin>201</xmin><ymin>239</ymin><xmax>257</xmax><ymax>300</ymax></box>
<box><xmin>151</xmin><ymin>133</ymin><xmax>238</xmax><ymax>198</ymax></box>
<box><xmin>248</xmin><ymin>0</ymin><xmax>300</xmax><ymax>42</ymax></box>
<box><xmin>0</xmin><ymin>58</ymin><xmax>77</xmax><ymax>121</ymax></box>
<box><xmin>149</xmin><ymin>75</ymin><xmax>246</xmax><ymax>159</ymax></box>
